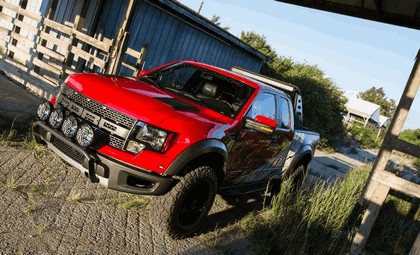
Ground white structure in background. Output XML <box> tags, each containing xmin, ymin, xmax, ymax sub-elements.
<box><xmin>344</xmin><ymin>94</ymin><xmax>390</xmax><ymax>138</ymax></box>
<box><xmin>344</xmin><ymin>95</ymin><xmax>381</xmax><ymax>128</ymax></box>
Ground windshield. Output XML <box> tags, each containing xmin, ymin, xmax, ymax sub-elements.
<box><xmin>142</xmin><ymin>63</ymin><xmax>254</xmax><ymax>118</ymax></box>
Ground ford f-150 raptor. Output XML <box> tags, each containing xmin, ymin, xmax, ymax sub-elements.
<box><xmin>34</xmin><ymin>60</ymin><xmax>319</xmax><ymax>238</ymax></box>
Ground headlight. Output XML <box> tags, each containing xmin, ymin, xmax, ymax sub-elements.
<box><xmin>37</xmin><ymin>101</ymin><xmax>52</xmax><ymax>121</ymax></box>
<box><xmin>76</xmin><ymin>123</ymin><xmax>94</xmax><ymax>148</ymax></box>
<box><xmin>61</xmin><ymin>114</ymin><xmax>78</xmax><ymax>138</ymax></box>
<box><xmin>126</xmin><ymin>121</ymin><xmax>175</xmax><ymax>154</ymax></box>
<box><xmin>48</xmin><ymin>108</ymin><xmax>64</xmax><ymax>129</ymax></box>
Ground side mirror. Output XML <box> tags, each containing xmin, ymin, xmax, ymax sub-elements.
<box><xmin>139</xmin><ymin>70</ymin><xmax>148</xmax><ymax>77</ymax></box>
<box><xmin>245</xmin><ymin>115</ymin><xmax>277</xmax><ymax>134</ymax></box>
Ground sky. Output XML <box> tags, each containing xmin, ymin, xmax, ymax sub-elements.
<box><xmin>178</xmin><ymin>0</ymin><xmax>420</xmax><ymax>130</ymax></box>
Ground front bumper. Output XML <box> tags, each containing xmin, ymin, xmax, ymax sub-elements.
<box><xmin>33</xmin><ymin>121</ymin><xmax>175</xmax><ymax>195</ymax></box>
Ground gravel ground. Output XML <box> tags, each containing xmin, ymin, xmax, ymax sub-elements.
<box><xmin>0</xmin><ymin>145</ymin><xmax>223</xmax><ymax>255</ymax></box>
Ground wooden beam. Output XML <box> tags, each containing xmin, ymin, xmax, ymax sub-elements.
<box><xmin>409</xmin><ymin>232</ymin><xmax>420</xmax><ymax>255</ymax></box>
<box><xmin>73</xmin><ymin>29</ymin><xmax>111</xmax><ymax>52</ymax></box>
<box><xmin>372</xmin><ymin>171</ymin><xmax>420</xmax><ymax>199</ymax></box>
<box><xmin>351</xmin><ymin>182</ymin><xmax>390</xmax><ymax>255</ymax></box>
<box><xmin>383</xmin><ymin>135</ymin><xmax>420</xmax><ymax>158</ymax></box>
<box><xmin>107</xmin><ymin>0</ymin><xmax>136</xmax><ymax>74</ymax></box>
<box><xmin>0</xmin><ymin>1</ymin><xmax>41</xmax><ymax>22</ymax></box>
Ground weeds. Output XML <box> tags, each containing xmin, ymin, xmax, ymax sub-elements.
<box><xmin>107</xmin><ymin>193</ymin><xmax>150</xmax><ymax>211</ymax></box>
<box><xmin>200</xmin><ymin>223</ymin><xmax>222</xmax><ymax>249</ymax></box>
<box><xmin>5</xmin><ymin>176</ymin><xmax>19</xmax><ymax>189</ymax></box>
<box><xmin>366</xmin><ymin>191</ymin><xmax>420</xmax><ymax>254</ymax></box>
<box><xmin>68</xmin><ymin>192</ymin><xmax>82</xmax><ymax>202</ymax></box>
<box><xmin>0</xmin><ymin>117</ymin><xmax>17</xmax><ymax>146</ymax></box>
<box><xmin>240</xmin><ymin>166</ymin><xmax>370</xmax><ymax>255</ymax></box>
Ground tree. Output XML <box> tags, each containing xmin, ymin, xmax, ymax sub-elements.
<box><xmin>241</xmin><ymin>31</ymin><xmax>347</xmax><ymax>148</ymax></box>
<box><xmin>358</xmin><ymin>87</ymin><xmax>396</xmax><ymax>117</ymax></box>
<box><xmin>240</xmin><ymin>31</ymin><xmax>277</xmax><ymax>60</ymax></box>
<box><xmin>210</xmin><ymin>15</ymin><xmax>230</xmax><ymax>31</ymax></box>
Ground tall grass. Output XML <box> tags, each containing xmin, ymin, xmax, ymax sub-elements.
<box><xmin>366</xmin><ymin>191</ymin><xmax>420</xmax><ymax>254</ymax></box>
<box><xmin>240</xmin><ymin>167</ymin><xmax>370</xmax><ymax>255</ymax></box>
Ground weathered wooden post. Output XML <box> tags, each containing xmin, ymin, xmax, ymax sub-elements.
<box><xmin>107</xmin><ymin>0</ymin><xmax>136</xmax><ymax>75</ymax></box>
<box><xmin>350</xmin><ymin>49</ymin><xmax>420</xmax><ymax>254</ymax></box>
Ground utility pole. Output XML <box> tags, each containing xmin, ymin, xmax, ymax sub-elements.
<box><xmin>198</xmin><ymin>1</ymin><xmax>204</xmax><ymax>14</ymax></box>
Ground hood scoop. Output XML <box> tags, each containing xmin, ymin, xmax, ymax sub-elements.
<box><xmin>156</xmin><ymin>97</ymin><xmax>199</xmax><ymax>112</ymax></box>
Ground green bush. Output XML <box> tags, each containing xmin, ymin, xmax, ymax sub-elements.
<box><xmin>348</xmin><ymin>123</ymin><xmax>383</xmax><ymax>149</ymax></box>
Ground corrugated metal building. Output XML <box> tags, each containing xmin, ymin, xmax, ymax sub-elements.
<box><xmin>47</xmin><ymin>0</ymin><xmax>267</xmax><ymax>75</ymax></box>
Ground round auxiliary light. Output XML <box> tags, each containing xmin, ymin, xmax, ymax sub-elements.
<box><xmin>61</xmin><ymin>115</ymin><xmax>78</xmax><ymax>138</ymax></box>
<box><xmin>37</xmin><ymin>101</ymin><xmax>52</xmax><ymax>121</ymax></box>
<box><xmin>48</xmin><ymin>108</ymin><xmax>64</xmax><ymax>129</ymax></box>
<box><xmin>76</xmin><ymin>123</ymin><xmax>94</xmax><ymax>148</ymax></box>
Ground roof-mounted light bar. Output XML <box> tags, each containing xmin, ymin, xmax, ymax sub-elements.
<box><xmin>231</xmin><ymin>66</ymin><xmax>300</xmax><ymax>93</ymax></box>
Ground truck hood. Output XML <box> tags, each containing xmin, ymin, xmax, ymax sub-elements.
<box><xmin>65</xmin><ymin>73</ymin><xmax>231</xmax><ymax>138</ymax></box>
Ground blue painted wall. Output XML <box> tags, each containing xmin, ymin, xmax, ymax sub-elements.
<box><xmin>47</xmin><ymin>0</ymin><xmax>265</xmax><ymax>75</ymax></box>
<box><xmin>118</xmin><ymin>1</ymin><xmax>263</xmax><ymax>75</ymax></box>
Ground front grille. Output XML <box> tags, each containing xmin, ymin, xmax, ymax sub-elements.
<box><xmin>95</xmin><ymin>129</ymin><xmax>125</xmax><ymax>150</ymax></box>
<box><xmin>59</xmin><ymin>84</ymin><xmax>135</xmax><ymax>151</ymax></box>
<box><xmin>52</xmin><ymin>138</ymin><xmax>84</xmax><ymax>164</ymax></box>
<box><xmin>62</xmin><ymin>85</ymin><xmax>136</xmax><ymax>129</ymax></box>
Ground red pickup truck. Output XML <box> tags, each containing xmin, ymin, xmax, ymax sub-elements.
<box><xmin>34</xmin><ymin>60</ymin><xmax>319</xmax><ymax>238</ymax></box>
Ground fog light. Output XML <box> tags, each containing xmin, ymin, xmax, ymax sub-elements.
<box><xmin>126</xmin><ymin>140</ymin><xmax>146</xmax><ymax>154</ymax></box>
<box><xmin>76</xmin><ymin>123</ymin><xmax>94</xmax><ymax>148</ymax></box>
<box><xmin>37</xmin><ymin>101</ymin><xmax>52</xmax><ymax>121</ymax></box>
<box><xmin>62</xmin><ymin>115</ymin><xmax>78</xmax><ymax>138</ymax></box>
<box><xmin>48</xmin><ymin>108</ymin><xmax>64</xmax><ymax>129</ymax></box>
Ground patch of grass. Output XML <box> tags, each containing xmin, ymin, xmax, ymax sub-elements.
<box><xmin>28</xmin><ymin>184</ymin><xmax>43</xmax><ymax>194</ymax></box>
<box><xmin>0</xmin><ymin>45</ymin><xmax>4</xmax><ymax>55</ymax></box>
<box><xmin>107</xmin><ymin>193</ymin><xmax>150</xmax><ymax>211</ymax></box>
<box><xmin>68</xmin><ymin>192</ymin><xmax>82</xmax><ymax>202</ymax></box>
<box><xmin>366</xmin><ymin>191</ymin><xmax>420</xmax><ymax>254</ymax></box>
<box><xmin>240</xmin><ymin>166</ymin><xmax>370</xmax><ymax>255</ymax></box>
<box><xmin>200</xmin><ymin>223</ymin><xmax>222</xmax><ymax>249</ymax></box>
<box><xmin>23</xmin><ymin>205</ymin><xmax>35</xmax><ymax>214</ymax></box>
<box><xmin>0</xmin><ymin>117</ymin><xmax>17</xmax><ymax>146</ymax></box>
<box><xmin>36</xmin><ymin>226</ymin><xmax>45</xmax><ymax>234</ymax></box>
<box><xmin>5</xmin><ymin>176</ymin><xmax>19</xmax><ymax>189</ymax></box>
<box><xmin>23</xmin><ymin>131</ymin><xmax>49</xmax><ymax>158</ymax></box>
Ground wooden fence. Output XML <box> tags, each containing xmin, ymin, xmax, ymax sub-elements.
<box><xmin>0</xmin><ymin>0</ymin><xmax>144</xmax><ymax>97</ymax></box>
<box><xmin>350</xmin><ymin>50</ymin><xmax>420</xmax><ymax>255</ymax></box>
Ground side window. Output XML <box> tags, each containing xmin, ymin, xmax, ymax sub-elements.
<box><xmin>246</xmin><ymin>92</ymin><xmax>276</xmax><ymax>120</ymax></box>
<box><xmin>278</xmin><ymin>96</ymin><xmax>291</xmax><ymax>129</ymax></box>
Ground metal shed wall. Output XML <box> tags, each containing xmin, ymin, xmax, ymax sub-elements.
<box><xmin>114</xmin><ymin>0</ymin><xmax>264</xmax><ymax>75</ymax></box>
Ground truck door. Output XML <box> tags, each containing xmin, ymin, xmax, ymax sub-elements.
<box><xmin>224</xmin><ymin>92</ymin><xmax>293</xmax><ymax>185</ymax></box>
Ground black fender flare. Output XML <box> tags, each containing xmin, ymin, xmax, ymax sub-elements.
<box><xmin>286</xmin><ymin>145</ymin><xmax>314</xmax><ymax>176</ymax></box>
<box><xmin>164</xmin><ymin>139</ymin><xmax>228</xmax><ymax>176</ymax></box>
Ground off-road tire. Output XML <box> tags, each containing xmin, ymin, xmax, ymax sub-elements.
<box><xmin>291</xmin><ymin>164</ymin><xmax>307</xmax><ymax>190</ymax></box>
<box><xmin>151</xmin><ymin>166</ymin><xmax>217</xmax><ymax>239</ymax></box>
